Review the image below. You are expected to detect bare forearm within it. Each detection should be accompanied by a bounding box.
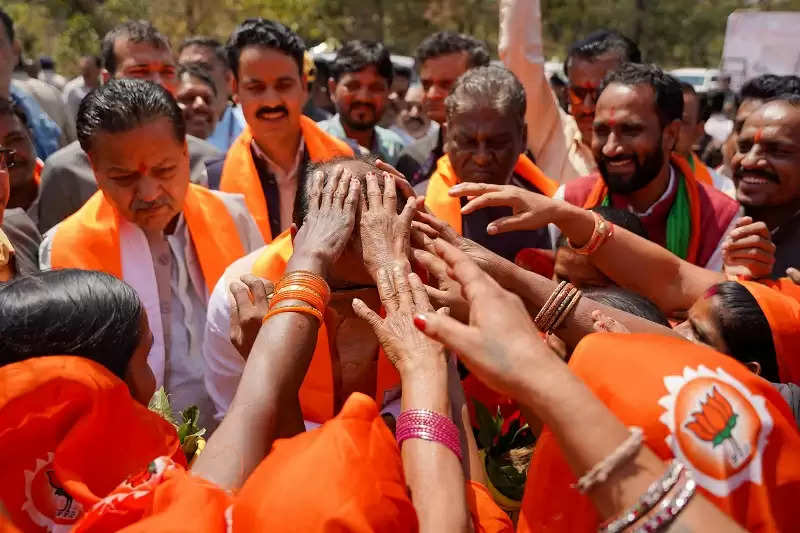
[401,365,470,533]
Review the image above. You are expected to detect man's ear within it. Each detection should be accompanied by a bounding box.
[290,223,298,242]
[327,77,337,101]
[746,361,762,376]
[664,119,682,152]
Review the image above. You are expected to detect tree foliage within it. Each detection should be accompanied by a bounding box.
[8,0,800,77]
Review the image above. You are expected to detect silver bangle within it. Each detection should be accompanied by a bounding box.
[633,469,697,533]
[599,460,684,533]
[574,427,644,494]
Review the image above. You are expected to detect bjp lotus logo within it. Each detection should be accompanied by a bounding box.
[658,366,772,497]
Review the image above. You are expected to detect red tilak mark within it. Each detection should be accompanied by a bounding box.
[608,107,617,128]
[754,128,764,144]
[583,82,595,90]
[138,162,148,174]
[703,285,719,299]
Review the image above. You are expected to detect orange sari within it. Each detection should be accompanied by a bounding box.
[518,333,800,533]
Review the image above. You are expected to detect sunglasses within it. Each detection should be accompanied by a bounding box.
[0,147,16,169]
[568,85,599,106]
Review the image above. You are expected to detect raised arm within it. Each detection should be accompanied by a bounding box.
[192,168,361,489]
[415,241,745,532]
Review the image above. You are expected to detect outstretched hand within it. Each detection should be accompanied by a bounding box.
[448,182,562,235]
[229,274,274,359]
[288,167,361,275]
[722,216,776,279]
[412,239,553,399]
[352,264,446,375]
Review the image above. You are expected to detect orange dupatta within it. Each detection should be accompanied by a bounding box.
[689,152,713,186]
[741,281,800,385]
[219,116,353,243]
[250,231,401,424]
[0,357,183,532]
[50,184,245,294]
[582,153,702,263]
[424,154,558,235]
[518,334,800,533]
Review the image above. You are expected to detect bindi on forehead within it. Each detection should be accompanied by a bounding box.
[754,128,764,144]
[608,106,617,127]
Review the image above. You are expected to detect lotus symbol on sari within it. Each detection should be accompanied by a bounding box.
[685,386,747,467]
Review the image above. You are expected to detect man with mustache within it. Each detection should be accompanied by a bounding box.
[207,19,353,243]
[33,20,221,234]
[175,63,219,141]
[39,80,263,430]
[317,41,406,165]
[558,63,739,269]
[395,85,438,145]
[732,95,800,277]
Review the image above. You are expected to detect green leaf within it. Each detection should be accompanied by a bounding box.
[485,455,526,501]
[474,399,497,450]
[147,387,177,425]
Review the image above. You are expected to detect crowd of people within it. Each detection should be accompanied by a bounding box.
[1,0,800,531]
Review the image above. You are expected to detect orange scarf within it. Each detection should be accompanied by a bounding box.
[219,116,353,242]
[425,154,558,234]
[50,184,245,294]
[519,333,800,533]
[0,356,183,532]
[250,231,401,424]
[759,277,800,305]
[71,393,511,532]
[741,281,800,385]
[688,152,713,186]
[582,153,702,263]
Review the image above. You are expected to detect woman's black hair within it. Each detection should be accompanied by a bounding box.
[0,269,145,379]
[582,286,670,327]
[714,281,779,382]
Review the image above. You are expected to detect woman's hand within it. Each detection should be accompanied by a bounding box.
[722,217,776,279]
[288,167,361,276]
[412,240,555,399]
[591,310,631,334]
[229,274,274,359]
[359,171,417,278]
[448,182,565,235]
[352,264,446,376]
[412,248,470,323]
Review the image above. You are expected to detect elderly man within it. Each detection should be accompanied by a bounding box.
[395,31,490,184]
[207,19,353,242]
[40,80,263,429]
[204,158,409,426]
[558,63,739,270]
[422,65,557,264]
[732,95,800,278]
[317,40,406,164]
[178,36,246,152]
[33,20,220,234]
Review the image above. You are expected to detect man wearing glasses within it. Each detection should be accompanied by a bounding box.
[499,0,639,183]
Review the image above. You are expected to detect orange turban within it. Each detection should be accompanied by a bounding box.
[518,333,800,533]
[0,356,183,531]
[741,280,800,385]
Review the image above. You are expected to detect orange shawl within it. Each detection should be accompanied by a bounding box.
[250,231,401,424]
[0,356,183,532]
[50,184,245,294]
[759,277,800,305]
[424,154,558,234]
[689,152,713,186]
[741,281,800,385]
[219,116,353,242]
[519,334,800,533]
[582,153,703,264]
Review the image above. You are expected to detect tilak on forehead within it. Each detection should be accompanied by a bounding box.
[754,127,764,144]
[608,106,616,127]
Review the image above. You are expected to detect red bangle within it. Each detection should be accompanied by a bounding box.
[396,409,463,461]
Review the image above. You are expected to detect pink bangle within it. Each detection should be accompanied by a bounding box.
[396,409,463,461]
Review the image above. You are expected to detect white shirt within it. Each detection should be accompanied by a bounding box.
[40,190,264,431]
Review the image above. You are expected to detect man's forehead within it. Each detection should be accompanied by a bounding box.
[568,53,622,85]
[595,83,655,119]
[742,101,800,138]
[115,38,174,65]
[420,52,469,78]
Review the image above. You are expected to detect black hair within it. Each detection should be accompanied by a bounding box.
[549,74,566,88]
[739,74,790,101]
[394,65,413,80]
[445,64,526,128]
[714,281,779,382]
[679,82,704,121]
[583,286,670,327]
[0,8,13,44]
[331,40,393,84]
[226,18,305,80]
[101,20,171,75]
[179,36,229,70]
[599,63,684,127]
[178,62,218,97]
[0,97,30,129]
[39,56,55,70]
[292,154,406,227]
[556,206,648,249]
[415,31,490,71]
[82,55,102,69]
[565,30,641,76]
[0,270,145,380]
[77,78,185,153]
